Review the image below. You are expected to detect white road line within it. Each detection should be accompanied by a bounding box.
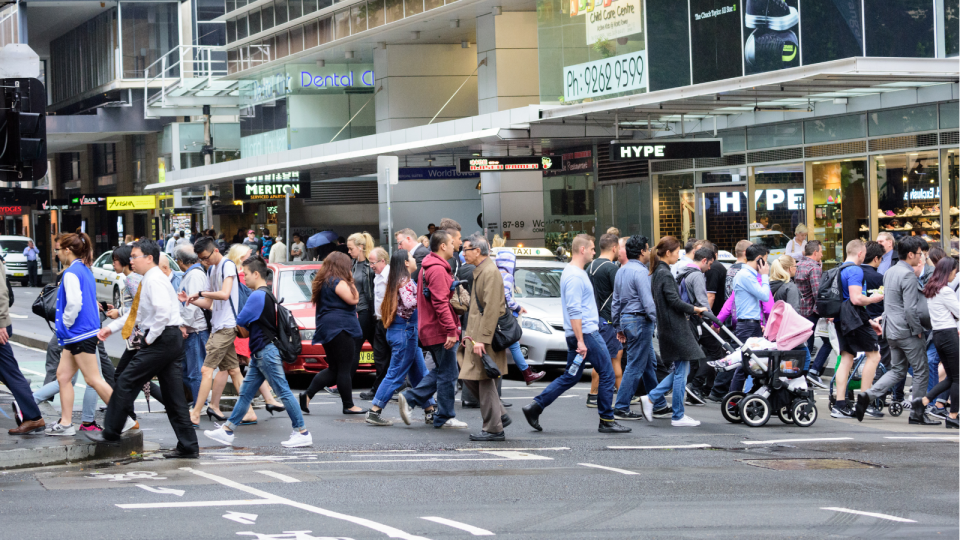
[420,517,494,536]
[608,444,712,450]
[179,467,430,540]
[255,470,301,483]
[578,463,639,475]
[201,458,528,465]
[117,499,283,509]
[821,507,917,523]
[884,436,959,441]
[741,437,854,445]
[455,447,569,452]
[499,395,579,400]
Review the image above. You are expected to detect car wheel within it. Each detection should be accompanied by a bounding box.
[113,287,121,309]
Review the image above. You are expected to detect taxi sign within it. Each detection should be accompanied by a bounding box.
[493,246,555,258]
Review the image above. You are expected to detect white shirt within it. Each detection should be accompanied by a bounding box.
[928,285,960,331]
[269,241,288,263]
[373,264,390,320]
[165,238,176,254]
[179,266,209,332]
[786,238,807,261]
[108,266,184,345]
[208,257,239,331]
[291,241,306,261]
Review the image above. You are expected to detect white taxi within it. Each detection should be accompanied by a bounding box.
[0,235,43,286]
[91,250,179,306]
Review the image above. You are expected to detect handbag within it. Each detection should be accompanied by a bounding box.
[480,352,502,379]
[477,301,522,352]
[32,282,59,330]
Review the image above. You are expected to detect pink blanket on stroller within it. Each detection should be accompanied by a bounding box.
[764,300,814,350]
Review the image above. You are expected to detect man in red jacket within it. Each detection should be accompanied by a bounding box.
[398,230,468,429]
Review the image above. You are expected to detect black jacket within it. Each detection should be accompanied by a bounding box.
[412,244,430,284]
[651,261,705,363]
[352,259,375,313]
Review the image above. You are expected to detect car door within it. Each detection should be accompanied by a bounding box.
[92,251,115,302]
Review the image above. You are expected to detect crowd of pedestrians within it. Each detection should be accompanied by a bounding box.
[2,219,958,452]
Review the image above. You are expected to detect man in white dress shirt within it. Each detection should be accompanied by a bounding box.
[86,239,199,458]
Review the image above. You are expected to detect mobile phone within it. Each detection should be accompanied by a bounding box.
[99,301,109,312]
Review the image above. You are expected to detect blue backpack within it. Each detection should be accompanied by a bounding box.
[675,267,698,305]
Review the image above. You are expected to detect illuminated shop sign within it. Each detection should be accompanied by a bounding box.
[904,187,940,201]
[610,141,722,160]
[0,206,22,215]
[72,195,106,206]
[233,172,311,200]
[300,70,375,89]
[716,189,805,213]
[458,156,563,173]
[107,196,157,210]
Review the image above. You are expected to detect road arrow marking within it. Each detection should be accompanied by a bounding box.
[223,511,259,524]
[136,484,185,496]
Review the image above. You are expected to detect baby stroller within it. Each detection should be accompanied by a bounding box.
[827,353,903,416]
[703,303,818,428]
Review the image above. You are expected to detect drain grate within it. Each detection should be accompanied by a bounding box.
[739,459,881,470]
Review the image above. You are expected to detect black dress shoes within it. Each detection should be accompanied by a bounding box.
[82,431,121,446]
[163,448,200,459]
[945,416,958,429]
[469,431,505,442]
[522,402,543,432]
[908,412,942,426]
[501,414,512,428]
[461,401,480,409]
[598,419,632,433]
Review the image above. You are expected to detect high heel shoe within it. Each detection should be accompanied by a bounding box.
[299,393,310,414]
[206,407,226,422]
[265,404,286,415]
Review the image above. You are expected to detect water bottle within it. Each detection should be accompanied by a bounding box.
[567,354,584,377]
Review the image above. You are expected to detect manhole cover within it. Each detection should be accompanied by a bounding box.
[739,459,881,470]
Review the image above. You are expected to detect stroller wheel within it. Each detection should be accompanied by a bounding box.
[777,405,794,424]
[791,399,818,427]
[889,401,904,417]
[740,395,771,427]
[720,391,746,424]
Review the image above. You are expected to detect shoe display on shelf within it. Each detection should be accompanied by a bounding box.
[931,220,940,229]
[884,210,896,217]
[859,224,869,231]
[904,222,913,230]
[950,206,959,215]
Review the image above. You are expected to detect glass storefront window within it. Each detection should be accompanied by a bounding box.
[543,174,596,254]
[875,151,942,247]
[597,182,650,238]
[811,160,868,269]
[656,174,694,244]
[752,165,805,257]
[868,105,938,137]
[804,114,867,144]
[747,122,803,150]
[946,149,959,256]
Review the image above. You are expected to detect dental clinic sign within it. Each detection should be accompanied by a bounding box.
[300,69,375,90]
[292,63,374,93]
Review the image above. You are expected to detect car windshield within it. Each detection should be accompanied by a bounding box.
[0,240,29,253]
[513,267,563,298]
[278,269,319,303]
[750,233,789,250]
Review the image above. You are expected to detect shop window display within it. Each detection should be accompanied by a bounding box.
[656,174,694,244]
[945,149,959,257]
[875,151,942,248]
[811,160,868,269]
[701,189,746,255]
[752,165,804,259]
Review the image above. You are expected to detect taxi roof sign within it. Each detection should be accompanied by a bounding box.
[493,246,555,258]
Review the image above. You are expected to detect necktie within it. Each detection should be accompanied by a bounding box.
[122,283,142,340]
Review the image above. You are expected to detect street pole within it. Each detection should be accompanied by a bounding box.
[284,185,291,260]
[386,165,392,254]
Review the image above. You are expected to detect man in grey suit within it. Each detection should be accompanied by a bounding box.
[858,236,940,425]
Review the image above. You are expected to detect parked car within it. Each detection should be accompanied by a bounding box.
[91,250,179,306]
[265,261,375,375]
[491,247,573,369]
[748,229,791,262]
[0,235,43,286]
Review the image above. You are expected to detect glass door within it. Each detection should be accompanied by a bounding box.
[810,159,868,269]
[697,185,748,257]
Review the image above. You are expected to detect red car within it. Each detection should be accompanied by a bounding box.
[266,262,375,375]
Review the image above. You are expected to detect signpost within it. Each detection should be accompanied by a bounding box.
[378,156,399,253]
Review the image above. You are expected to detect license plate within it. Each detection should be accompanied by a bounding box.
[12,273,24,277]
[359,351,374,364]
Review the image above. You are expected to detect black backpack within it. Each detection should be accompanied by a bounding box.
[816,262,855,318]
[266,290,301,364]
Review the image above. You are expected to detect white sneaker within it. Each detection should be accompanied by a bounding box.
[203,426,235,446]
[639,395,654,422]
[440,418,468,429]
[45,423,75,436]
[671,415,701,427]
[281,430,313,448]
[397,394,413,426]
[121,416,138,433]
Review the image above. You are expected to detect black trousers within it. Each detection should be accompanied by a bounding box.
[927,330,958,414]
[115,347,165,418]
[103,327,198,453]
[27,260,38,287]
[306,330,357,409]
[371,319,391,393]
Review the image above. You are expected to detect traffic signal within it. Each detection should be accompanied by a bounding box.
[0,78,46,182]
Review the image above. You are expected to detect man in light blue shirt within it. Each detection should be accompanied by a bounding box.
[610,235,666,418]
[523,234,630,435]
[23,239,40,287]
[730,244,770,392]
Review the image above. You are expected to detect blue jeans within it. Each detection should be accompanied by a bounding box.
[32,352,103,423]
[926,339,950,403]
[373,313,432,409]
[224,343,304,431]
[404,341,459,427]
[730,320,763,393]
[649,358,690,421]
[507,341,530,371]
[534,332,615,421]
[183,330,208,403]
[615,314,665,411]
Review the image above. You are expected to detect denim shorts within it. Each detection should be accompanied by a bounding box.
[598,321,622,358]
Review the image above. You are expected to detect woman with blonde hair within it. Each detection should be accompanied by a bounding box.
[346,232,377,383]
[786,224,807,260]
[491,235,505,248]
[768,255,800,311]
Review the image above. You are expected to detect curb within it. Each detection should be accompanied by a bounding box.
[0,430,143,470]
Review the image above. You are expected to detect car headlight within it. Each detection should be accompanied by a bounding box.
[521,317,551,334]
[299,329,315,341]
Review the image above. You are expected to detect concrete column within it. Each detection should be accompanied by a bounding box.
[374,44,478,133]
[476,11,540,115]
[480,170,544,245]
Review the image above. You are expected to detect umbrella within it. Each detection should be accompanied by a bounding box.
[306,230,338,249]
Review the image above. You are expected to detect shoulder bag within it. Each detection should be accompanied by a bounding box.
[476,290,522,352]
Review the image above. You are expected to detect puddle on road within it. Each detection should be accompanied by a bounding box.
[738,458,883,470]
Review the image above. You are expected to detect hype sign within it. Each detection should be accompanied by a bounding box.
[301,70,375,89]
